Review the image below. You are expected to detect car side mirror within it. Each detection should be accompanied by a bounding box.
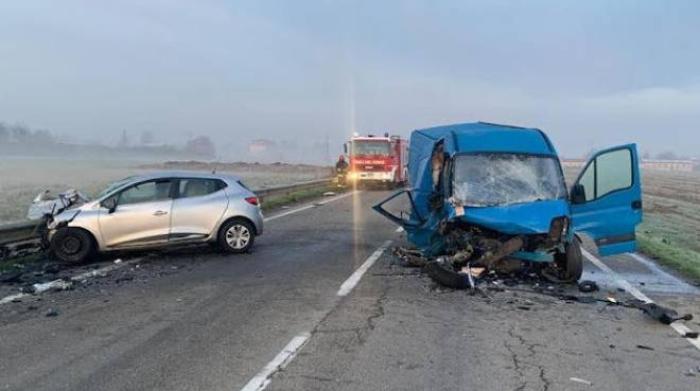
[101,197,117,213]
[571,184,586,204]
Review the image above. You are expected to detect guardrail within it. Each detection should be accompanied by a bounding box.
[0,178,334,260]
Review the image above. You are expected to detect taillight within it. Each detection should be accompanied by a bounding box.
[245,196,259,206]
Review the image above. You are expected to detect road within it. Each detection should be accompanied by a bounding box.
[1,190,699,391]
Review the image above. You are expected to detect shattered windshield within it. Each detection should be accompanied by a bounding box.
[352,141,390,156]
[453,153,566,207]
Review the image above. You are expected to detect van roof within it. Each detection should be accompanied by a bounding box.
[414,121,557,156]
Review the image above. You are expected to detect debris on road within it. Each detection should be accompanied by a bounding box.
[569,377,592,386]
[628,300,693,325]
[683,331,698,339]
[323,191,336,196]
[636,344,655,351]
[45,308,59,317]
[114,259,123,264]
[577,280,599,293]
[32,279,73,294]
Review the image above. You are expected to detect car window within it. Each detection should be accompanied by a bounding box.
[119,180,173,205]
[178,178,224,198]
[596,149,632,198]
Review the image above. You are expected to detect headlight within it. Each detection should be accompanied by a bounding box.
[347,172,358,180]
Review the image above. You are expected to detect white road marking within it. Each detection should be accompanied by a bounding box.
[337,240,392,297]
[240,239,393,390]
[627,252,697,292]
[263,191,356,222]
[582,248,700,351]
[0,257,141,306]
[239,332,311,391]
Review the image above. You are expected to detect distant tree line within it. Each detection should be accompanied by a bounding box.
[0,122,55,145]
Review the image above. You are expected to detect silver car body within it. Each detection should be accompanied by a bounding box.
[48,171,263,251]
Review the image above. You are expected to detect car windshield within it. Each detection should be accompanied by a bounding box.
[352,141,390,156]
[96,177,136,199]
[453,153,566,207]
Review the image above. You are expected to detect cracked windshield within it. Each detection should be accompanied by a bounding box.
[1,1,699,391]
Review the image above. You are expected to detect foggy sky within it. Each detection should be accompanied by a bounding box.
[1,0,699,160]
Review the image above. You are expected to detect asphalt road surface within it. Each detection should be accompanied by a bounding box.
[1,190,699,391]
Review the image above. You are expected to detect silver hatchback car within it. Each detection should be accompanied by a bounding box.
[47,171,264,263]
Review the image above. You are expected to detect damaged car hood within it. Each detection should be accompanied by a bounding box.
[449,199,569,235]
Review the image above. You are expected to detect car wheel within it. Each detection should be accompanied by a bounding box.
[559,237,583,282]
[218,218,255,253]
[51,228,94,263]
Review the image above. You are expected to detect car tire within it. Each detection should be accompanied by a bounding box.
[218,218,255,254]
[50,228,94,263]
[560,237,583,282]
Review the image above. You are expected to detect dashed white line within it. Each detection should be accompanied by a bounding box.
[263,191,356,222]
[582,248,700,351]
[239,332,311,391]
[337,240,392,297]
[240,239,393,390]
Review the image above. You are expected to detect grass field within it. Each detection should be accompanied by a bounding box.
[0,158,331,224]
[565,167,700,283]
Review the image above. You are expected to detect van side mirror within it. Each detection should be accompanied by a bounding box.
[571,184,586,204]
[343,143,348,155]
[101,197,117,213]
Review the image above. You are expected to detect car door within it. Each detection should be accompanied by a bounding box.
[570,144,643,256]
[169,178,228,242]
[98,179,174,248]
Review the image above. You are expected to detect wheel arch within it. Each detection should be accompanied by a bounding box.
[218,215,258,236]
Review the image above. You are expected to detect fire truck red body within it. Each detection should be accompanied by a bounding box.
[345,134,408,187]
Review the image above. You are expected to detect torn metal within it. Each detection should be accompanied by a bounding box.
[27,189,88,220]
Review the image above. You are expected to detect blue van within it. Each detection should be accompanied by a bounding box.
[374,122,642,281]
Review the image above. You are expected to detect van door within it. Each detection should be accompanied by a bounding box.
[570,144,643,256]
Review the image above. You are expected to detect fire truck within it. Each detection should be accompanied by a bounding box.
[343,133,408,188]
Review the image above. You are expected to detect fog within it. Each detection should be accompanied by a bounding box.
[1,0,699,164]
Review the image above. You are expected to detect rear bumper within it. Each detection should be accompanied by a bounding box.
[349,171,395,182]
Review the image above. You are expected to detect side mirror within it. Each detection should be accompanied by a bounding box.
[101,197,117,213]
[570,184,586,204]
[343,143,348,155]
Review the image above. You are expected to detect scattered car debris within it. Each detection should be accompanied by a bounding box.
[45,308,59,317]
[114,259,123,264]
[636,344,654,351]
[627,300,693,325]
[683,331,698,339]
[32,279,73,294]
[323,191,336,196]
[569,377,592,386]
[577,280,599,293]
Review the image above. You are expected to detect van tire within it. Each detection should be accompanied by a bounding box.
[560,237,583,282]
[425,259,471,290]
[50,228,95,263]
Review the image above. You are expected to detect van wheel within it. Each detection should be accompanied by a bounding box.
[555,237,583,282]
[218,218,255,253]
[51,228,94,263]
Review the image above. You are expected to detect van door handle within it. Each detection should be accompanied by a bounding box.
[153,210,168,216]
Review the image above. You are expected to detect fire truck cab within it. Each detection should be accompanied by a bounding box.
[344,133,408,188]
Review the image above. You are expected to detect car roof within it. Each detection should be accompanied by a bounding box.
[413,121,557,156]
[123,170,242,183]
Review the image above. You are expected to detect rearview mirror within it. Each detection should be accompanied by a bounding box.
[101,197,117,213]
[571,184,586,204]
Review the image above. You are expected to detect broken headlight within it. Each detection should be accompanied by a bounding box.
[548,216,569,242]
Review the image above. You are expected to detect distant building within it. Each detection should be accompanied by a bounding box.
[248,139,276,154]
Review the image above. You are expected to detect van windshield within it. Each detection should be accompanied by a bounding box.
[453,153,566,207]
